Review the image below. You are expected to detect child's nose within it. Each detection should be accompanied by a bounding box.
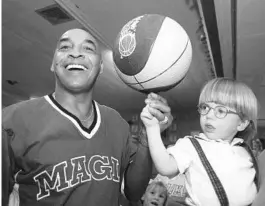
[153,194,159,199]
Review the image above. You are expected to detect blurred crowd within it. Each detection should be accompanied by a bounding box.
[251,138,264,158]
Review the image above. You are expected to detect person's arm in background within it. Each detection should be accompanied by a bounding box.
[252,150,265,206]
[123,131,153,202]
[2,128,15,206]
[123,93,173,201]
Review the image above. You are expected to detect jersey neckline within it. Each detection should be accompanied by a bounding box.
[44,94,101,139]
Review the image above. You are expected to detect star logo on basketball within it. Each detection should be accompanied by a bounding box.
[119,16,143,59]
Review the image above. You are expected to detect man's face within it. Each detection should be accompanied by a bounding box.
[51,29,102,92]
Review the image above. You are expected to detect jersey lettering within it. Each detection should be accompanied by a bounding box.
[89,155,113,180]
[34,161,69,200]
[34,155,120,200]
[70,156,91,186]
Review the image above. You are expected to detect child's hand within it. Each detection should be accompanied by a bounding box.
[140,105,160,128]
[145,93,173,132]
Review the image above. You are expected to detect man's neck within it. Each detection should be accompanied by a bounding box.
[53,90,94,121]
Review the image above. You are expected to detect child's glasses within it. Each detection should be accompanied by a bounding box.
[198,103,240,119]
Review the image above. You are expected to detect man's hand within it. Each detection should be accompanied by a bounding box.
[144,93,173,132]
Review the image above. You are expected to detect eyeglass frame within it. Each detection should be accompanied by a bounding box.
[197,103,241,119]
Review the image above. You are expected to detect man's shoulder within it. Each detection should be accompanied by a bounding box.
[97,103,127,123]
[96,103,130,136]
[97,103,120,115]
[3,97,46,121]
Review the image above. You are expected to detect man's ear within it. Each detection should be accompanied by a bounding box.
[237,119,250,131]
[51,64,54,72]
[141,193,145,203]
[50,60,56,72]
[99,61,104,74]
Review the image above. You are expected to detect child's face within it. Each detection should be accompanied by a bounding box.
[143,186,167,206]
[200,102,247,142]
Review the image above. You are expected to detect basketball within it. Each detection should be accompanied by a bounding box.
[113,14,192,93]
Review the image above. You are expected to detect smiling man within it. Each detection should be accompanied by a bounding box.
[2,28,173,206]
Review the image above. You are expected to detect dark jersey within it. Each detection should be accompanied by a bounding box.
[2,94,152,206]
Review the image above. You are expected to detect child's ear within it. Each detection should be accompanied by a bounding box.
[141,194,145,201]
[237,120,250,131]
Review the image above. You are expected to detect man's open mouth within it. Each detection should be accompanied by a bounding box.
[65,64,88,71]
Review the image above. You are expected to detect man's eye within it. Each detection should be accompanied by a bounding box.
[84,46,95,52]
[59,45,70,50]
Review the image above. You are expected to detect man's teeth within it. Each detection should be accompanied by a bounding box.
[66,64,87,71]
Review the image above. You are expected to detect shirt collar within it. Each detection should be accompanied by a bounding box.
[195,133,244,146]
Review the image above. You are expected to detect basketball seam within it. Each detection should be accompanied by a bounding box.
[132,39,190,85]
[134,76,145,89]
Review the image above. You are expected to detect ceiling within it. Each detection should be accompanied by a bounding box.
[2,0,265,126]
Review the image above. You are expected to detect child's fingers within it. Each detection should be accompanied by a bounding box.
[147,93,168,104]
[141,105,154,120]
[145,93,170,116]
[149,101,171,114]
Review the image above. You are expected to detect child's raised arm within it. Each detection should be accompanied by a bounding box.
[141,105,179,177]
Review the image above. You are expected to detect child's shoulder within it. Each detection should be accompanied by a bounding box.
[168,135,195,150]
[177,135,201,144]
[235,145,252,159]
[175,135,193,144]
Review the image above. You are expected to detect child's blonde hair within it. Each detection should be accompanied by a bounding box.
[199,78,258,142]
[143,181,168,206]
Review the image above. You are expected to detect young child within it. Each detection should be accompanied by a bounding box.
[142,181,168,206]
[141,78,258,206]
